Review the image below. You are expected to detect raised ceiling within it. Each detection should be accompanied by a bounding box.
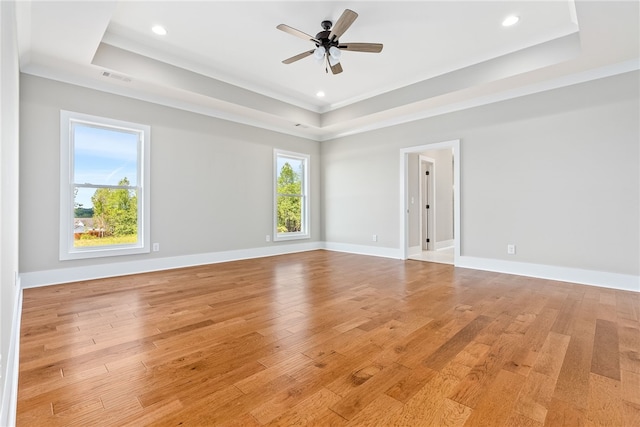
[15,1,640,141]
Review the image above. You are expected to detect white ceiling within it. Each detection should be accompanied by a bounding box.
[15,0,640,141]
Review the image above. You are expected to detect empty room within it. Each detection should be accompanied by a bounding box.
[1,1,639,426]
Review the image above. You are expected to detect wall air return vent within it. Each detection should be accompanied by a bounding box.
[102,71,132,83]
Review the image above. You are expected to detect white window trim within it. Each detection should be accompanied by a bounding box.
[59,110,151,260]
[274,149,310,241]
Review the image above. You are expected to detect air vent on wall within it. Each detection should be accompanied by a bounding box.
[102,71,132,83]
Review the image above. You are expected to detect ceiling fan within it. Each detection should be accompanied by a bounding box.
[277,9,383,75]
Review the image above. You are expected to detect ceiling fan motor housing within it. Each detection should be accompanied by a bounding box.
[315,29,339,49]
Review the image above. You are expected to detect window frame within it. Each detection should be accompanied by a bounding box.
[273,149,310,241]
[59,110,150,260]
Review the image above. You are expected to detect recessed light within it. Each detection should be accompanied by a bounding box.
[152,25,167,36]
[502,15,520,27]
[316,91,325,98]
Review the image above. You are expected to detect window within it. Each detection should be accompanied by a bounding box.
[274,150,309,241]
[60,111,150,260]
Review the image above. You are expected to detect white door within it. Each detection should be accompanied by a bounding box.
[420,159,434,251]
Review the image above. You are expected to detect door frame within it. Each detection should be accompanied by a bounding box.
[399,139,460,262]
[419,156,436,251]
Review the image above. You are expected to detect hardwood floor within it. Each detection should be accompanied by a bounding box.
[17,251,640,426]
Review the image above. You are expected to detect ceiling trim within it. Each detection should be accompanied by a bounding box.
[321,59,640,141]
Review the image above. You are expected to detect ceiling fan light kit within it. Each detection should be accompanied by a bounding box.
[313,46,326,60]
[277,9,383,75]
[329,46,341,60]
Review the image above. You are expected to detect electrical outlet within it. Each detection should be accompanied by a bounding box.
[372,234,378,242]
[507,244,516,255]
[153,243,160,252]
[266,235,271,242]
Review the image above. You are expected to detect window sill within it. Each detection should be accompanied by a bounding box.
[60,244,149,261]
[273,233,310,242]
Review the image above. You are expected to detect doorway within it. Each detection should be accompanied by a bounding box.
[399,140,460,264]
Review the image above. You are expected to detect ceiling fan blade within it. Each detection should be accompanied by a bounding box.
[330,61,343,75]
[329,9,358,41]
[276,24,320,44]
[338,43,383,53]
[282,50,315,64]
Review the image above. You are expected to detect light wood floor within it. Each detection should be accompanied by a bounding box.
[17,251,640,426]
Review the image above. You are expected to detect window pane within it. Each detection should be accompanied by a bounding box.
[277,195,302,233]
[73,123,139,186]
[73,186,138,248]
[277,157,303,195]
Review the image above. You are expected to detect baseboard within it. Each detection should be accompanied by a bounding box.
[324,242,403,259]
[18,242,640,292]
[20,242,324,289]
[0,284,22,427]
[457,256,640,293]
[435,240,454,251]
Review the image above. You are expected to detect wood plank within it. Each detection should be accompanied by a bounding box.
[448,331,522,408]
[386,361,471,425]
[616,292,640,322]
[551,295,581,335]
[218,412,262,427]
[505,412,544,427]
[503,308,558,377]
[234,352,313,394]
[622,401,640,427]
[621,369,640,405]
[544,397,586,426]
[344,393,404,426]
[513,371,556,423]
[436,397,473,426]
[532,331,571,379]
[262,387,342,426]
[618,322,640,374]
[587,372,623,426]
[384,364,437,403]
[422,315,493,370]
[512,331,571,423]
[461,369,525,426]
[329,362,410,420]
[553,316,596,410]
[248,376,322,425]
[591,318,621,380]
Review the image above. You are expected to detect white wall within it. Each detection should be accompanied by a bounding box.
[323,138,399,249]
[322,72,639,283]
[19,75,321,279]
[0,1,21,424]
